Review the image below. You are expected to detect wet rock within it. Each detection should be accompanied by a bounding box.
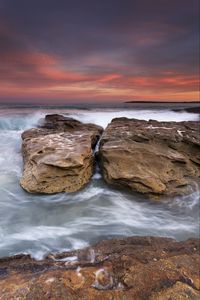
[149,282,200,300]
[173,106,200,114]
[99,118,200,197]
[0,236,199,299]
[20,114,103,193]
[92,268,115,290]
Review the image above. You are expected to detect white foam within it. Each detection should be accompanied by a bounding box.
[66,109,198,128]
[0,111,45,131]
[0,107,199,260]
[55,255,78,262]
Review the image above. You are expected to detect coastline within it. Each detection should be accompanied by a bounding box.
[0,108,199,299]
[0,235,199,299]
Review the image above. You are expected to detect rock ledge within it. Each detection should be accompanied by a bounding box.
[99,118,200,197]
[0,236,199,300]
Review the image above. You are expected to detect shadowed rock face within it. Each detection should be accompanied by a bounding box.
[99,118,200,197]
[20,114,103,193]
[0,236,199,300]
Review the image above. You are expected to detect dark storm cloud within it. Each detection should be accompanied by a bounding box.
[1,0,198,57]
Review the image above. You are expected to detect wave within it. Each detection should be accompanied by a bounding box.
[0,180,199,259]
[0,111,45,131]
[0,108,198,130]
[0,107,199,260]
[64,109,199,128]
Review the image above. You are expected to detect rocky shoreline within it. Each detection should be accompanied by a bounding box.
[1,114,199,299]
[0,236,199,299]
[20,114,200,198]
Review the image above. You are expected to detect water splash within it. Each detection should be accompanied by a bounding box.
[0,107,199,260]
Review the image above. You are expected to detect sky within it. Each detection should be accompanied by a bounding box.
[0,0,199,105]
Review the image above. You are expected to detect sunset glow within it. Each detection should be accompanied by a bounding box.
[0,0,199,104]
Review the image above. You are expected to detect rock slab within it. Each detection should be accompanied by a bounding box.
[0,236,199,300]
[20,114,103,193]
[99,118,200,197]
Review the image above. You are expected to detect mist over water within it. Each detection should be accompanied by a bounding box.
[0,106,199,260]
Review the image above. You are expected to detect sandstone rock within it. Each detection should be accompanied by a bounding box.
[0,236,199,300]
[99,118,200,197]
[149,282,200,300]
[20,114,103,193]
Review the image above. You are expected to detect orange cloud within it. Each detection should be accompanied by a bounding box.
[0,48,198,103]
[98,73,122,82]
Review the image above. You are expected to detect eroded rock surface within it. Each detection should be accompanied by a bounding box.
[0,236,199,300]
[20,114,103,193]
[99,118,200,197]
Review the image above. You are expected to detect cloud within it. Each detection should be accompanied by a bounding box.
[0,0,198,103]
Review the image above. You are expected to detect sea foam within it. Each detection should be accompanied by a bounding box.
[0,107,199,260]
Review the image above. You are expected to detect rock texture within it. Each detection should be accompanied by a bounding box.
[99,118,200,197]
[20,114,103,193]
[0,236,199,300]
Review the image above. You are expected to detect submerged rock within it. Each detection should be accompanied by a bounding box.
[99,118,200,197]
[20,114,103,193]
[0,236,199,299]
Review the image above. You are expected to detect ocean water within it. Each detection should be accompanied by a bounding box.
[0,104,199,260]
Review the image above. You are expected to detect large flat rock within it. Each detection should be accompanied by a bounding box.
[0,236,199,299]
[99,118,200,197]
[20,114,103,193]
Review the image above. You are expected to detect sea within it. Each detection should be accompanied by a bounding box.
[0,102,199,260]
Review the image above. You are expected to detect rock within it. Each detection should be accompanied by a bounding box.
[149,282,200,300]
[20,114,103,193]
[99,118,200,197]
[0,236,199,300]
[173,106,200,114]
